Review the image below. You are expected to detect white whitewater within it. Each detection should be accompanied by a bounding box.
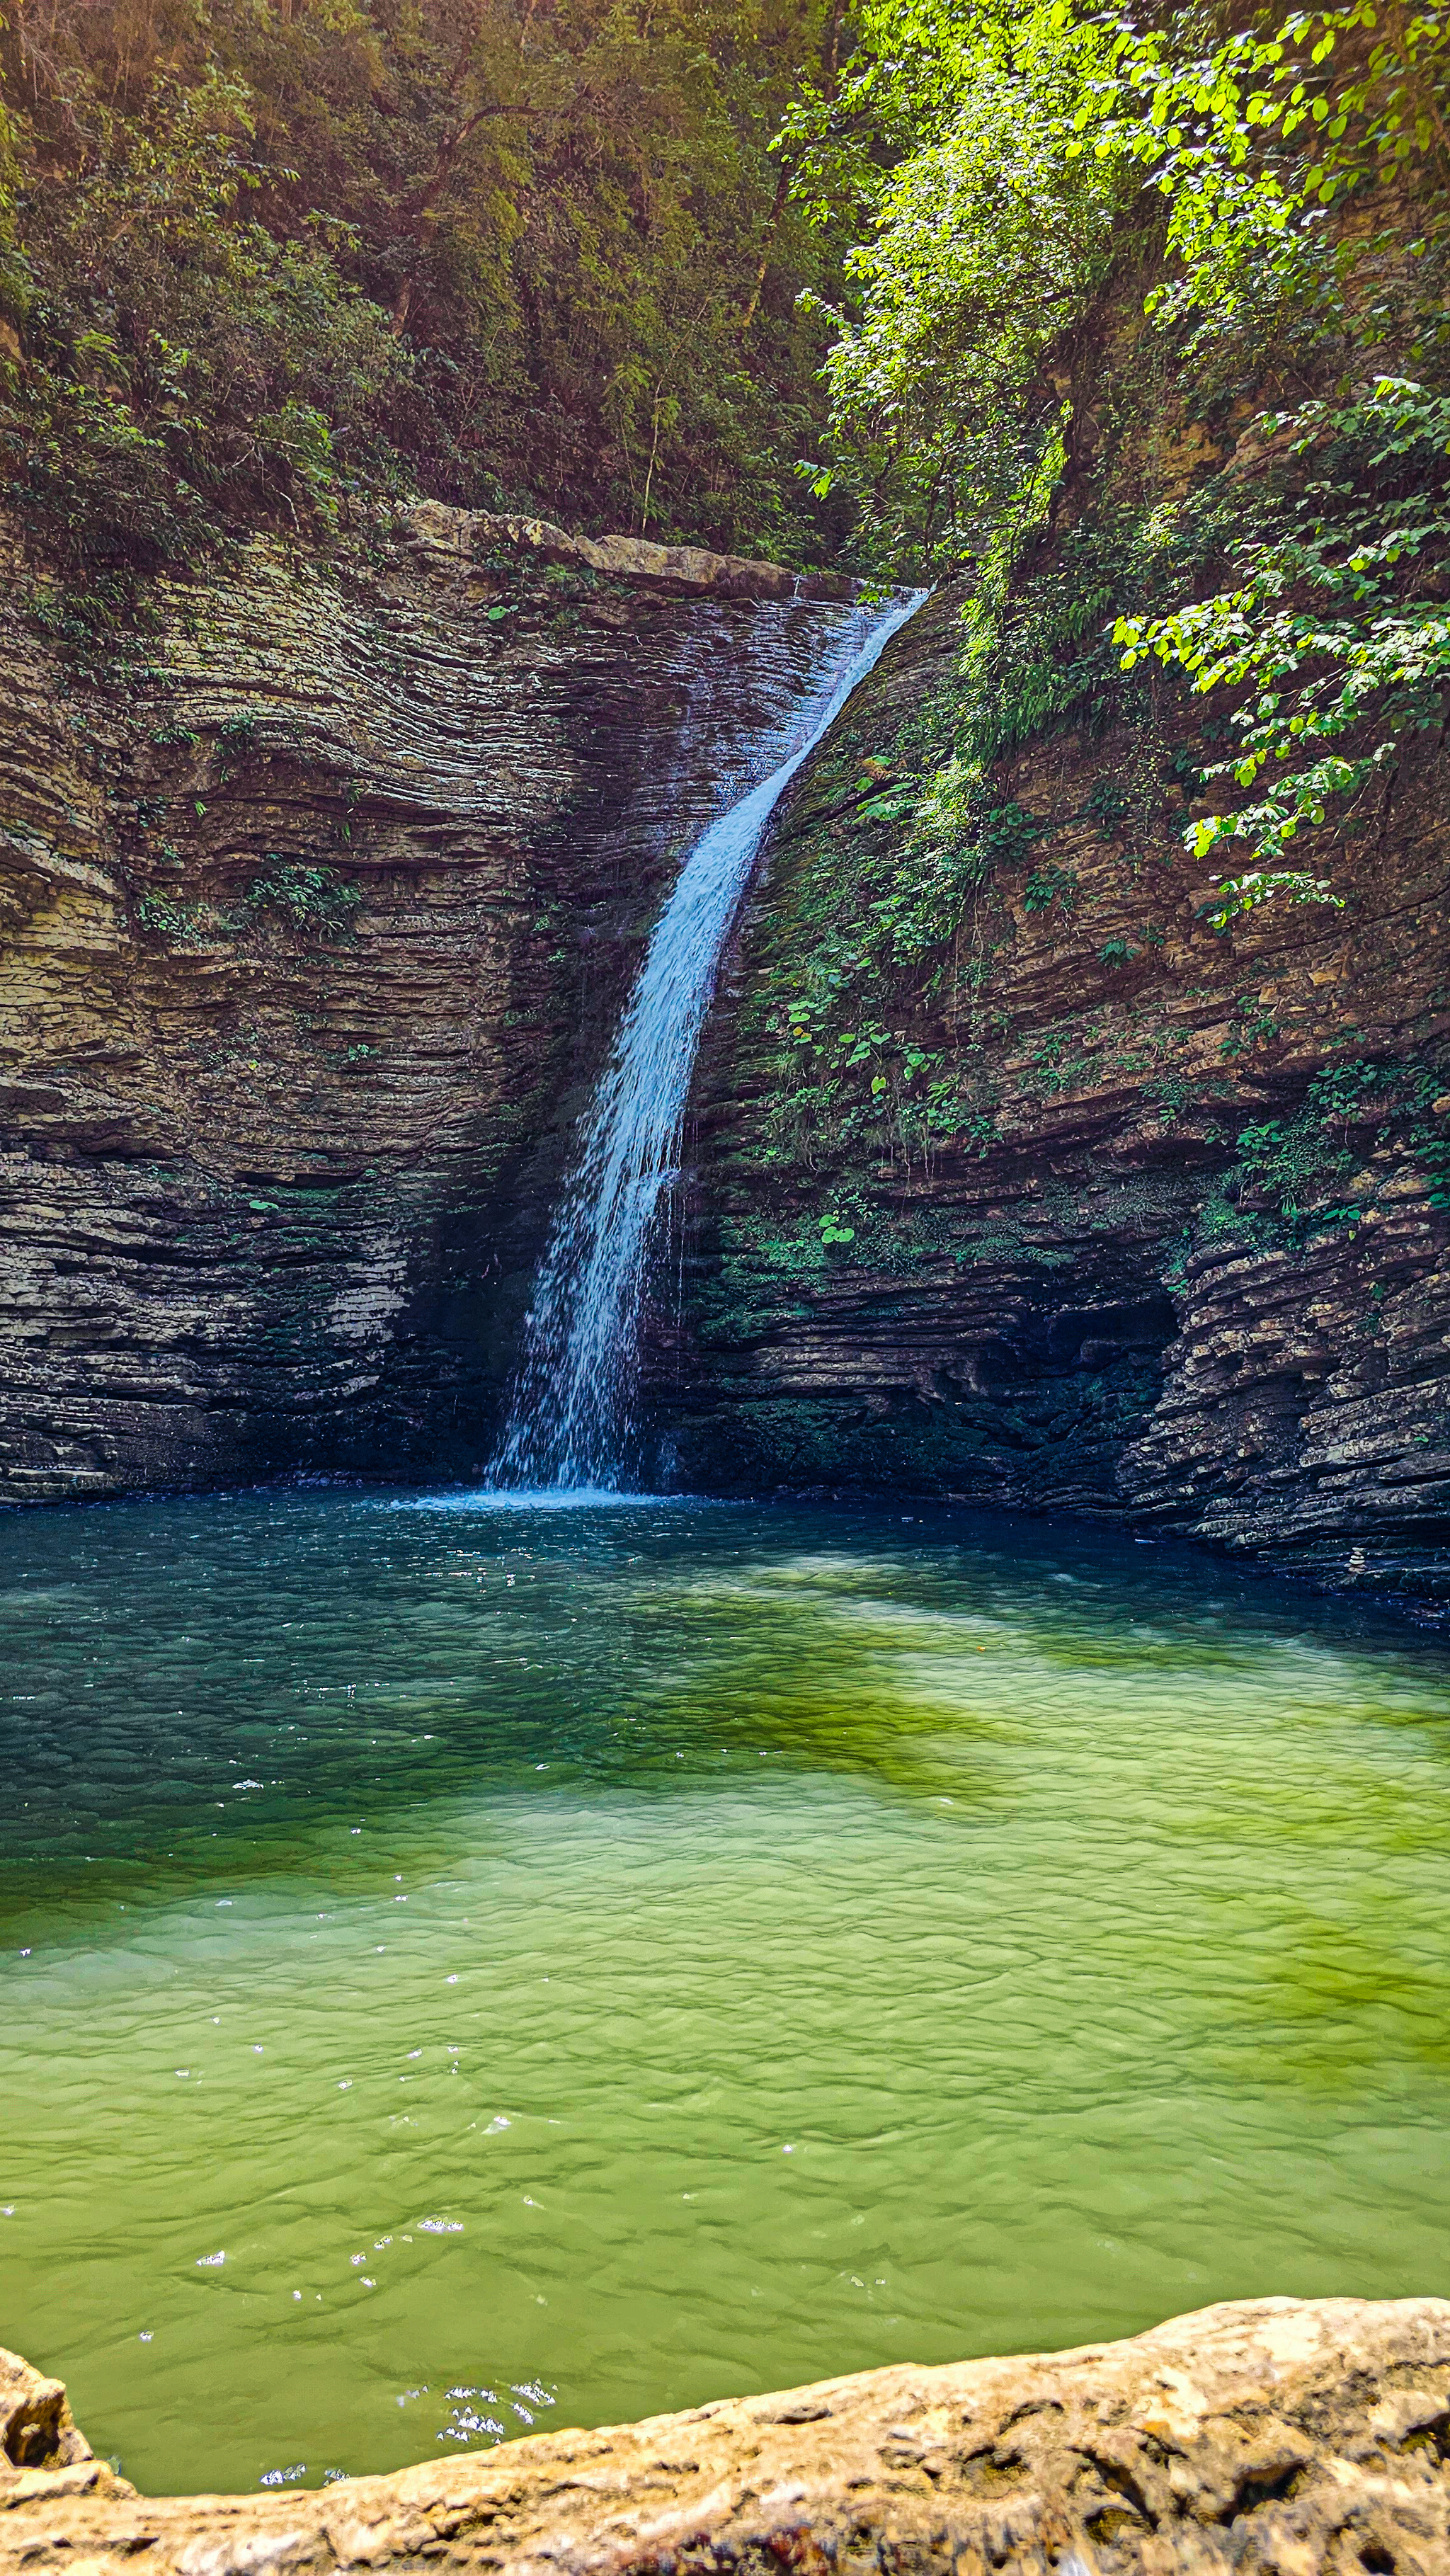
[488,589,926,1493]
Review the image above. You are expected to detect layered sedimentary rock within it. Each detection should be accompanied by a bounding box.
[3,462,1446,1605]
[661,512,1450,1622]
[0,508,861,1498]
[5,2298,1450,2574]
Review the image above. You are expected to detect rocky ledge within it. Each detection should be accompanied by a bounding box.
[397,505,861,602]
[5,2297,1449,2575]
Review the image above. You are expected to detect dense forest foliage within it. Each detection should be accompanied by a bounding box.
[4,0,1447,577]
[2,0,1449,896]
[792,0,1450,905]
[0,0,856,571]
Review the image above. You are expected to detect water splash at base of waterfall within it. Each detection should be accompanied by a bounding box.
[488,589,927,1493]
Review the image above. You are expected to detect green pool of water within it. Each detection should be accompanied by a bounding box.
[2,1488,1449,2496]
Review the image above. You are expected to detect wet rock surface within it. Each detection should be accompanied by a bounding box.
[3,2300,1449,2574]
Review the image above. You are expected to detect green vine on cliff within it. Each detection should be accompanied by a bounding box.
[238,863,363,935]
[1114,377,1450,904]
[1192,1054,1450,1246]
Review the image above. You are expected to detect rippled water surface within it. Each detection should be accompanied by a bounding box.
[2,1490,1449,2495]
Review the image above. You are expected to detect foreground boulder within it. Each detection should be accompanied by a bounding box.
[3,2297,1449,2573]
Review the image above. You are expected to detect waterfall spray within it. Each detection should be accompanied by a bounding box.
[489,589,927,1494]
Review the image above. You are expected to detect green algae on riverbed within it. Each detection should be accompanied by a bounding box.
[1,1491,1449,2497]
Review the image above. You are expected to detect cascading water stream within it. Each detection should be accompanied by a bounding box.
[488,588,927,1493]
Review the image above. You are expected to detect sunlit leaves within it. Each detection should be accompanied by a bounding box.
[1111,380,1450,892]
[1204,868,1345,928]
[785,0,1123,567]
[1080,2,1450,353]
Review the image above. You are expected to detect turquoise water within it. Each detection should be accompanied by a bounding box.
[1,1489,1449,2496]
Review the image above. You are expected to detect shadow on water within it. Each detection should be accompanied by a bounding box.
[2,1486,1449,1938]
[0,1493,1000,1930]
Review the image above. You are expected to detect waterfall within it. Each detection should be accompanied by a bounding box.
[488,588,927,1495]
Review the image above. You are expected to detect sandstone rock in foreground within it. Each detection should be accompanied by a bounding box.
[4,2297,1449,2574]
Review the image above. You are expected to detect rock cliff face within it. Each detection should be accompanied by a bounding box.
[657,530,1450,1625]
[4,2298,1450,2574]
[3,465,1447,1613]
[0,507,862,1499]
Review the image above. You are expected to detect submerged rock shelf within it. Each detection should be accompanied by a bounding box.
[4,2300,1449,2575]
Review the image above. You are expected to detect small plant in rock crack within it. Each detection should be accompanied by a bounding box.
[1085,777,1131,828]
[136,892,212,943]
[237,864,362,936]
[1221,997,1281,1057]
[217,712,261,751]
[1022,862,1079,917]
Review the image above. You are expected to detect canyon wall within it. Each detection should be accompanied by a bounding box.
[0,506,860,1499]
[2,444,1446,1619]
[658,445,1450,1624]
